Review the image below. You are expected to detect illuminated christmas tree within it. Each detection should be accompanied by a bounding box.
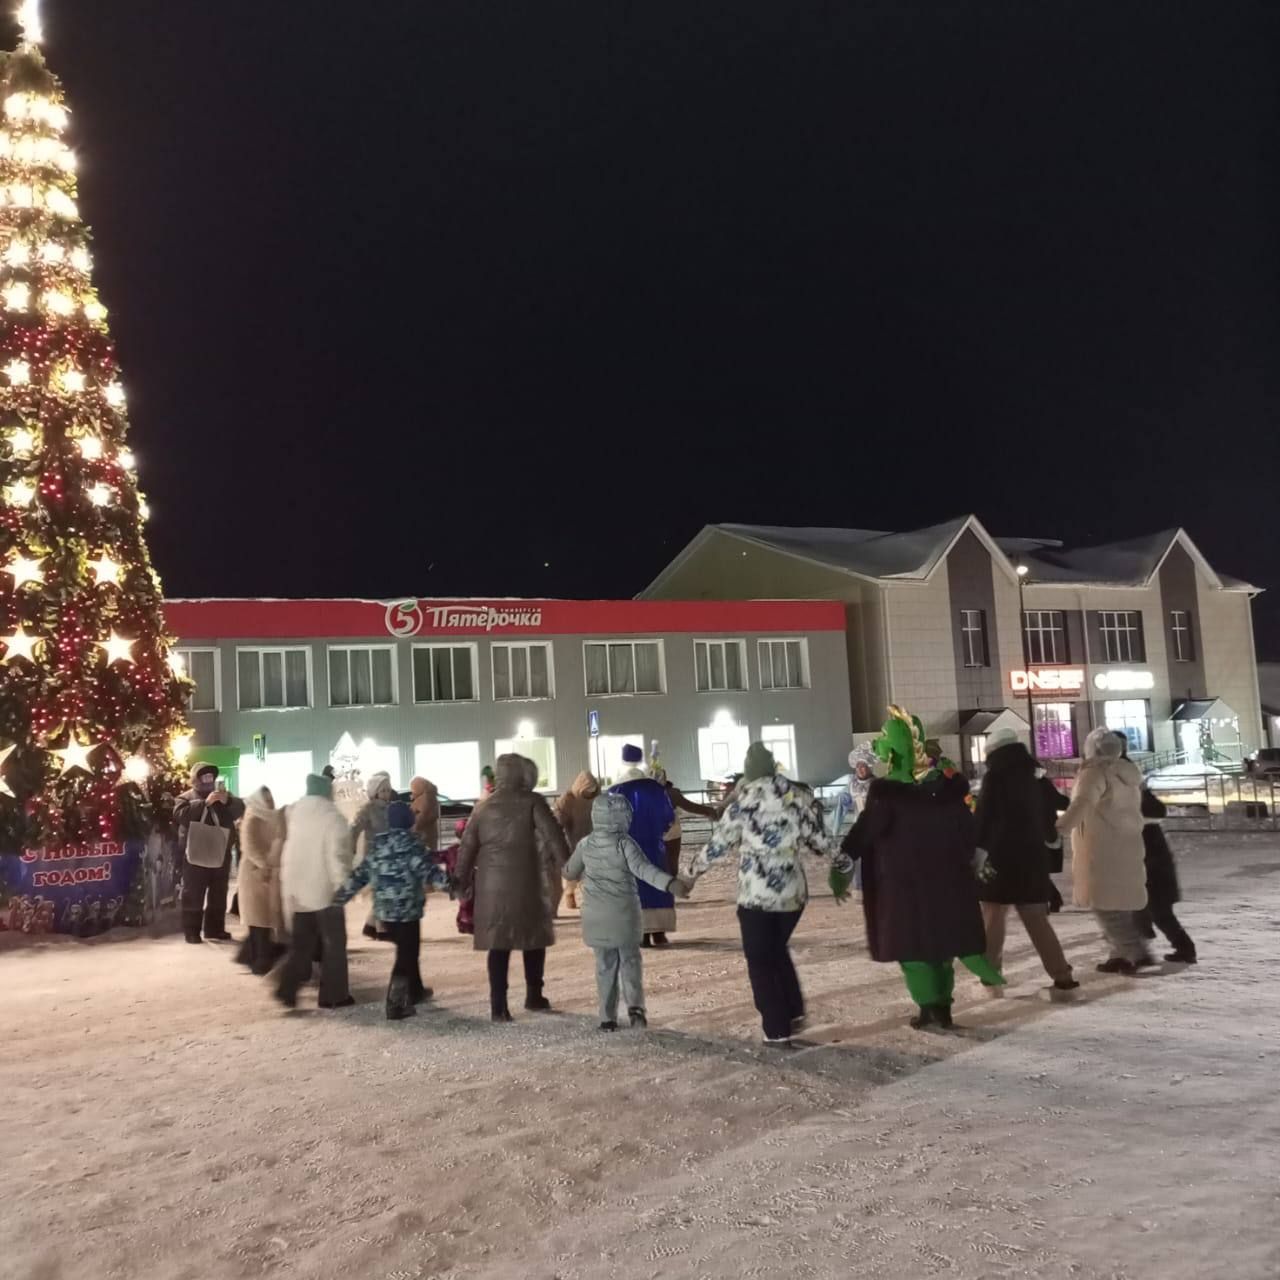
[0,1,189,853]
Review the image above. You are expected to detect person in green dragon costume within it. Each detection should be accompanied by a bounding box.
[836,706,1003,1030]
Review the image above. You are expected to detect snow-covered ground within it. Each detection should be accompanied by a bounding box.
[2,833,1278,1280]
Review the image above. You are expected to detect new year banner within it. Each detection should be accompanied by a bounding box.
[0,839,144,935]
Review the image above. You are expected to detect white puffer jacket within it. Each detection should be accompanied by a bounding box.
[1058,729,1147,911]
[280,794,354,920]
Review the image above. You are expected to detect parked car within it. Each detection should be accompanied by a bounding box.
[393,790,474,819]
[1245,748,1280,779]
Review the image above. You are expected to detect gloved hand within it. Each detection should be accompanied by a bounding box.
[829,866,853,903]
[669,876,692,899]
[972,848,997,884]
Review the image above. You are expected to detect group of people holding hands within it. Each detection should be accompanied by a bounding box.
[172,704,1195,1045]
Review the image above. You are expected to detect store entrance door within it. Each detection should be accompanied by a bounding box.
[1179,719,1202,766]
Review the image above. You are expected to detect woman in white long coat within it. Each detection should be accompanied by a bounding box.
[1057,728,1152,973]
[234,787,286,974]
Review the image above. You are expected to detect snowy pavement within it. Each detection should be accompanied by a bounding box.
[2,834,1277,1280]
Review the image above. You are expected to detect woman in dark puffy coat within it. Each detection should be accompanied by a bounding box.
[974,733,1076,991]
[843,770,1002,1030]
[454,755,571,1020]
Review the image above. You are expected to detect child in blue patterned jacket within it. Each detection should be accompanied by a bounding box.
[335,801,450,1019]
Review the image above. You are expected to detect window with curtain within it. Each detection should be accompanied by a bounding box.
[583,640,663,695]
[176,648,218,712]
[758,638,809,690]
[328,646,396,707]
[694,639,747,691]
[237,648,310,710]
[412,645,476,703]
[492,643,553,700]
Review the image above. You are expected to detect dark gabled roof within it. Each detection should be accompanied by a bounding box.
[645,520,1259,596]
[715,515,984,581]
[1007,530,1186,587]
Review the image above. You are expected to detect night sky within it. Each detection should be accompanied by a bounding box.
[26,2,1280,653]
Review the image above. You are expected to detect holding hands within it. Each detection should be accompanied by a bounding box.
[828,866,853,904]
[669,876,694,899]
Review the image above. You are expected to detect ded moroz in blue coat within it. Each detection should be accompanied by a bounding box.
[610,771,677,933]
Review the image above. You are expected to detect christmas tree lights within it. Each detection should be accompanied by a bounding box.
[0,1,189,850]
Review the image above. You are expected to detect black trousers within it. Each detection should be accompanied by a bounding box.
[277,906,350,1005]
[487,948,545,1014]
[1137,903,1196,958]
[181,857,230,939]
[235,925,285,976]
[737,906,804,1041]
[385,919,425,999]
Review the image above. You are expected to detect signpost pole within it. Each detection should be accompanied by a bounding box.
[1016,565,1036,759]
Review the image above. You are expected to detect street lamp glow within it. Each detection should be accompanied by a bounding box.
[1016,563,1030,578]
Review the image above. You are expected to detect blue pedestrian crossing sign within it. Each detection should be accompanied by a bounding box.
[588,709,601,738]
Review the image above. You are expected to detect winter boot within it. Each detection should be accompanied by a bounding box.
[1054,976,1081,991]
[491,1007,513,1023]
[184,932,202,945]
[412,985,434,1005]
[386,976,416,1021]
[1165,950,1197,964]
[935,1003,955,1030]
[628,1007,647,1029]
[524,989,552,1012]
[651,932,670,947]
[910,1004,943,1031]
[362,924,379,940]
[640,934,653,948]
[599,1020,618,1032]
[1096,957,1137,975]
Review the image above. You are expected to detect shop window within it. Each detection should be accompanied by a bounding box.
[1098,611,1145,663]
[1170,611,1195,663]
[412,644,477,703]
[237,647,311,710]
[758,638,809,690]
[413,741,482,802]
[584,640,664,696]
[959,609,989,668]
[760,724,797,775]
[694,639,747,692]
[175,647,219,712]
[492,642,554,701]
[1023,610,1067,665]
[494,735,556,790]
[328,645,396,708]
[1105,700,1150,754]
[591,733,644,785]
[237,749,313,806]
[1033,703,1075,759]
[697,719,750,781]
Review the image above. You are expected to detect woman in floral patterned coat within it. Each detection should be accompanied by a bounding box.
[686,742,854,1048]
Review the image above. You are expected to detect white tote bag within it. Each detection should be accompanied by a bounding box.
[186,809,231,869]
